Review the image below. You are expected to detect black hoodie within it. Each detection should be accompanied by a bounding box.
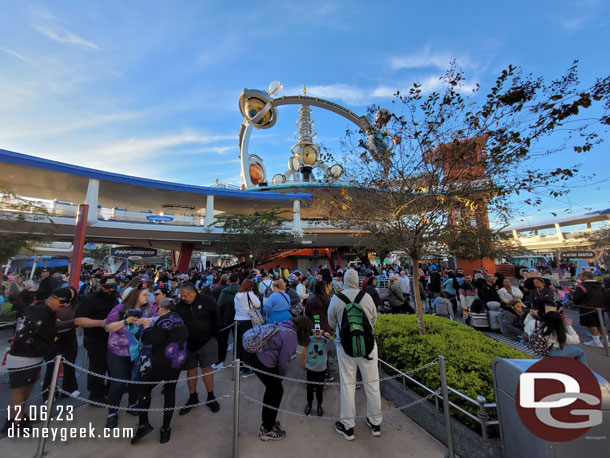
[573,280,604,308]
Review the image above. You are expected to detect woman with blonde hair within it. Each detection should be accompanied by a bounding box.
[263,280,292,324]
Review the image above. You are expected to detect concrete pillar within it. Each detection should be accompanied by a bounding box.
[292,199,302,234]
[555,223,564,241]
[85,179,100,225]
[204,195,215,227]
[512,230,518,240]
[587,222,592,232]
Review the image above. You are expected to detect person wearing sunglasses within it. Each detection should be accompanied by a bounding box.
[153,286,168,315]
[42,286,80,401]
[2,287,72,433]
[74,276,119,404]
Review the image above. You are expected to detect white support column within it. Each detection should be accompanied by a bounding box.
[292,199,302,235]
[587,222,592,232]
[3,259,12,276]
[554,223,565,242]
[204,195,215,227]
[512,229,518,240]
[29,257,38,280]
[85,179,100,225]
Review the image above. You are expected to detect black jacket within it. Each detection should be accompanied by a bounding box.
[478,283,501,303]
[75,290,118,341]
[142,311,189,376]
[529,287,555,312]
[573,281,604,309]
[366,284,381,307]
[10,303,57,360]
[176,294,220,352]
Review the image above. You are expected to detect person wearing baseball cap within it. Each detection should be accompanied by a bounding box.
[74,275,118,403]
[130,297,188,444]
[3,287,73,433]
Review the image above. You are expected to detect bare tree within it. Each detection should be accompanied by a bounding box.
[329,63,610,334]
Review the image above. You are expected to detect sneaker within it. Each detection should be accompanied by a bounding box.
[241,369,255,378]
[335,422,354,441]
[290,353,297,361]
[355,382,362,389]
[366,418,381,437]
[71,390,81,397]
[105,414,118,429]
[130,423,153,445]
[324,373,334,382]
[583,340,604,348]
[179,394,199,416]
[227,345,232,353]
[207,397,220,413]
[160,426,171,444]
[317,406,324,417]
[214,362,224,371]
[259,425,286,441]
[304,404,312,415]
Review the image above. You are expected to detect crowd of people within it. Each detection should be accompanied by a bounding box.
[0,263,386,444]
[1,259,608,444]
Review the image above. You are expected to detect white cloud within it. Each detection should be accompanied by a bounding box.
[33,24,98,49]
[0,111,145,139]
[302,83,368,105]
[30,5,98,49]
[0,47,31,63]
[391,47,474,71]
[416,75,479,94]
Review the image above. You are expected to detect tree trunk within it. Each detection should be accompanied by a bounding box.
[411,258,426,335]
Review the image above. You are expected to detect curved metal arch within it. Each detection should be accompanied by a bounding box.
[239,93,374,188]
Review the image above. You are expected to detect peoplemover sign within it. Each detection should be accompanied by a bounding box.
[110,247,157,258]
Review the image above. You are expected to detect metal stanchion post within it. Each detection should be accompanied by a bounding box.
[233,321,238,362]
[36,354,62,458]
[231,321,238,381]
[476,395,489,444]
[439,356,455,458]
[596,308,610,357]
[232,359,241,458]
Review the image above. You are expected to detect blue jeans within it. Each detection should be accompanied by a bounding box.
[547,346,588,366]
[106,351,137,415]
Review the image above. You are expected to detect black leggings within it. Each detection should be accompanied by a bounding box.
[250,355,283,430]
[137,379,178,429]
[306,369,325,406]
[43,330,78,396]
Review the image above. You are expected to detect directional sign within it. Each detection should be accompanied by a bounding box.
[560,250,596,259]
[111,247,157,258]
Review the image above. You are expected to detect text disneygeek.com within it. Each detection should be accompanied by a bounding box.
[8,424,134,440]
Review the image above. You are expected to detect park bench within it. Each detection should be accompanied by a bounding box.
[483,331,541,358]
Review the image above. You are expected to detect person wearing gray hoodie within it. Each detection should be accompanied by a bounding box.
[328,269,382,441]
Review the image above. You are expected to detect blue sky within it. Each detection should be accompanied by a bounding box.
[1,0,609,225]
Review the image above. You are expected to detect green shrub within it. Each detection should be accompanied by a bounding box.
[375,314,528,431]
[0,301,16,322]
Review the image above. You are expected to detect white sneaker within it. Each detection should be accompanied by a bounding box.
[215,362,224,370]
[71,390,81,397]
[583,340,604,348]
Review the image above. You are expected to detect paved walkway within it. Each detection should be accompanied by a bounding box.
[0,352,448,458]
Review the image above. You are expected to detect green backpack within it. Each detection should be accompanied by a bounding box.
[336,291,375,360]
